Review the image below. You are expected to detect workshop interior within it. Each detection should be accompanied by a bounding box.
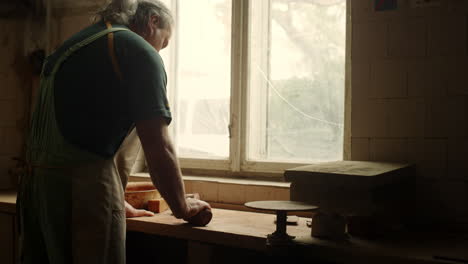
[1,0,468,263]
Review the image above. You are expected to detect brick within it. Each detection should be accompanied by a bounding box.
[408,58,446,97]
[351,99,388,137]
[387,99,425,137]
[425,97,468,137]
[272,188,289,201]
[351,0,371,19]
[388,18,426,58]
[352,22,388,60]
[351,61,371,100]
[0,156,15,189]
[245,186,289,202]
[408,139,447,179]
[0,127,23,156]
[428,15,466,57]
[447,139,468,180]
[184,180,193,194]
[191,181,218,203]
[0,72,19,100]
[446,58,468,96]
[0,19,21,73]
[0,100,17,126]
[370,138,408,163]
[217,183,246,204]
[351,137,370,161]
[370,60,407,98]
[245,185,277,202]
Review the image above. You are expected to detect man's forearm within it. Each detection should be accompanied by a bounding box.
[136,117,189,219]
[147,143,188,218]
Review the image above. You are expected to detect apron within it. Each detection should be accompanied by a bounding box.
[17,23,142,264]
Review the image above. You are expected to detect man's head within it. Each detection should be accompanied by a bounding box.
[98,0,173,51]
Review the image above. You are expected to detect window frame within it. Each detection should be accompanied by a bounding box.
[145,0,351,179]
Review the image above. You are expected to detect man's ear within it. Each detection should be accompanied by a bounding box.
[147,15,160,36]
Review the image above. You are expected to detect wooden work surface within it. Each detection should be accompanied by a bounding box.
[127,208,310,251]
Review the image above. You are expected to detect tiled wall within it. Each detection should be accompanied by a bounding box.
[350,0,468,226]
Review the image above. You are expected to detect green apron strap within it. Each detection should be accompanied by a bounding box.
[51,27,130,76]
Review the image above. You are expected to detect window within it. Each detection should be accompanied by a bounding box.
[158,0,347,176]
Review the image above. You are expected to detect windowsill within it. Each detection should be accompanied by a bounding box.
[129,173,290,206]
[130,172,290,188]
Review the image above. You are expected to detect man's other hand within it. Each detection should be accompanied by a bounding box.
[125,201,155,218]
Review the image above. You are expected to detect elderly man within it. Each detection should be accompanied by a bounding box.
[17,0,211,263]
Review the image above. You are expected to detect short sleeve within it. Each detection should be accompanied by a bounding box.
[117,32,172,124]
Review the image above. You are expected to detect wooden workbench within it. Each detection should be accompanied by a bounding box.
[2,191,468,264]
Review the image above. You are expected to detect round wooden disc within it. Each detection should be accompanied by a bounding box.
[244,200,318,212]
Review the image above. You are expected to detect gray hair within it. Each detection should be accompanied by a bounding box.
[97,0,174,31]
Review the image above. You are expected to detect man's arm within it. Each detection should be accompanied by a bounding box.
[135,116,211,221]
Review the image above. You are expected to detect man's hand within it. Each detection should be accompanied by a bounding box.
[183,198,212,226]
[125,201,155,218]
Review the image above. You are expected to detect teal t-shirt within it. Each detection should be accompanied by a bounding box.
[43,21,171,158]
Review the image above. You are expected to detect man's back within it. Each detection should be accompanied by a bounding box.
[45,20,172,158]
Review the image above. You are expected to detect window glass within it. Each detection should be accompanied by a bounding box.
[172,0,232,159]
[248,0,346,163]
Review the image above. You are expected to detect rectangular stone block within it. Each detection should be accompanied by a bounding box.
[408,58,446,97]
[245,185,277,202]
[370,60,407,98]
[0,127,23,156]
[0,72,19,100]
[447,58,468,96]
[351,99,388,137]
[428,15,467,57]
[0,100,17,126]
[385,99,425,137]
[351,0,371,20]
[191,181,218,203]
[0,156,14,189]
[388,18,426,57]
[425,97,468,138]
[351,137,370,161]
[352,22,388,60]
[352,61,371,100]
[370,138,408,163]
[0,19,22,73]
[217,183,246,205]
[448,139,468,180]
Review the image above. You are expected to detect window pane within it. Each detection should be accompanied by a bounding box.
[248,0,346,163]
[174,0,232,159]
